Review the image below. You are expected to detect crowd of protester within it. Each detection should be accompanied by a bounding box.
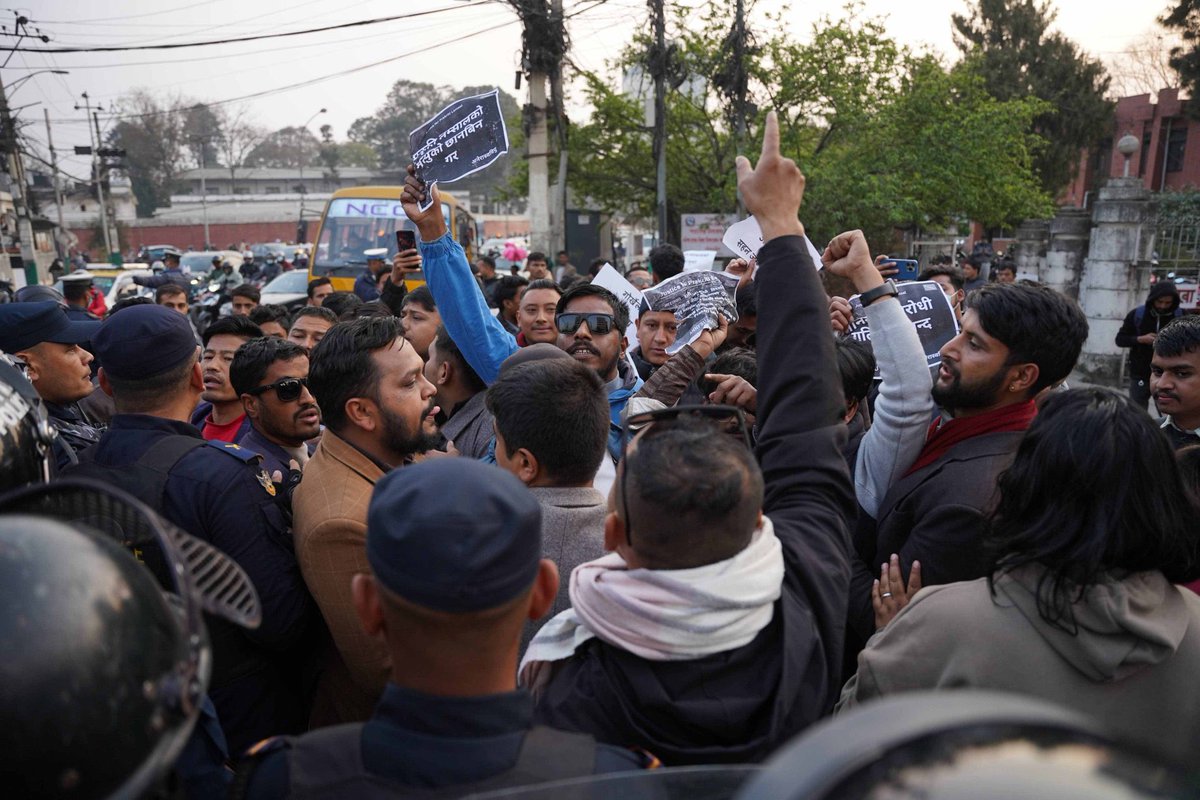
[1,111,1200,799]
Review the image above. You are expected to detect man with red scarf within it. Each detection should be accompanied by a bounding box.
[845,282,1088,656]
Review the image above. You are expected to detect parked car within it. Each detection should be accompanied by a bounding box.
[179,250,244,276]
[136,244,181,263]
[259,269,310,310]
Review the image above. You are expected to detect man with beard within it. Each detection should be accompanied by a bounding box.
[395,167,642,459]
[294,316,440,725]
[844,282,1088,657]
[230,337,322,477]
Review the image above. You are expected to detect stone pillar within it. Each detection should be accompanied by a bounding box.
[1013,218,1049,279]
[1073,177,1153,387]
[1042,208,1091,301]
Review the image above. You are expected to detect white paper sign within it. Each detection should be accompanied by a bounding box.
[721,215,823,269]
[591,264,643,357]
[683,250,717,273]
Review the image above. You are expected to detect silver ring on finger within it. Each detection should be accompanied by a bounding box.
[881,592,893,599]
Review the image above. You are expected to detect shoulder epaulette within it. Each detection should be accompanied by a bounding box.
[206,439,263,464]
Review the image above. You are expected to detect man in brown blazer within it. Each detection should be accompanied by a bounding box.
[295,316,440,724]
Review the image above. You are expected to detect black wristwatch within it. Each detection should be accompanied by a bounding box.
[859,279,898,307]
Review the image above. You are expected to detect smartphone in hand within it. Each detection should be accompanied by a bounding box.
[396,229,417,252]
[886,258,919,282]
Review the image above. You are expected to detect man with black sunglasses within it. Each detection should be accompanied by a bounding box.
[519,112,855,765]
[396,169,643,464]
[231,337,322,479]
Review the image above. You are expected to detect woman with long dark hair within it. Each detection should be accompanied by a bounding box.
[837,388,1200,764]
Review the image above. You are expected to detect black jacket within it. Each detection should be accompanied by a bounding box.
[1116,283,1182,380]
[846,430,1023,655]
[531,235,854,765]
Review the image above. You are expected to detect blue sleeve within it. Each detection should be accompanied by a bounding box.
[420,233,517,385]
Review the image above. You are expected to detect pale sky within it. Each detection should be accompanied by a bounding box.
[11,0,1167,184]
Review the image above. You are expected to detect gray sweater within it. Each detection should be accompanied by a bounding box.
[853,295,934,519]
[520,486,608,653]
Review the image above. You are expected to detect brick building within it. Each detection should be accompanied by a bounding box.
[1063,88,1198,208]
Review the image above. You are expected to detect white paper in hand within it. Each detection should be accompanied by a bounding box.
[683,250,718,272]
[722,215,824,271]
[591,264,643,359]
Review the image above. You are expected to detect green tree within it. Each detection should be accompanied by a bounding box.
[1162,1,1200,114]
[245,126,320,168]
[952,0,1112,195]
[183,103,223,167]
[564,2,1053,248]
[108,91,188,217]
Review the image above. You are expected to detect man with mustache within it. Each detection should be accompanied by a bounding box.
[845,282,1089,660]
[231,337,322,478]
[192,316,262,443]
[293,316,440,725]
[1151,315,1200,451]
[396,166,642,462]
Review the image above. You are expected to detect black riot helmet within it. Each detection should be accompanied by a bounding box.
[14,284,67,306]
[0,479,262,799]
[0,351,56,489]
[736,691,1200,800]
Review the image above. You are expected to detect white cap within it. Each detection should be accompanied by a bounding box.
[365,248,388,260]
[60,269,94,283]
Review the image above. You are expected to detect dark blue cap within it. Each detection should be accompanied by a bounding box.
[367,459,543,613]
[92,304,198,380]
[0,301,100,354]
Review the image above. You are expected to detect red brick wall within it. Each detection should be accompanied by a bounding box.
[72,221,302,258]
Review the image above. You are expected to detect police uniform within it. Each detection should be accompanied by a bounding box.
[60,269,102,321]
[0,301,105,469]
[353,248,388,302]
[235,459,656,799]
[63,305,316,755]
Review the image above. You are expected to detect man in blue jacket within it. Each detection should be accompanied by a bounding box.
[397,169,641,460]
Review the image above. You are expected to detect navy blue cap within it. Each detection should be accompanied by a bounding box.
[0,301,101,354]
[367,459,543,613]
[92,304,198,380]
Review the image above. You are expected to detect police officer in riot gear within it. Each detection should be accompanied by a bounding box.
[62,303,315,754]
[0,478,265,799]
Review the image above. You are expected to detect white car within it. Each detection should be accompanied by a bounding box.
[259,270,310,310]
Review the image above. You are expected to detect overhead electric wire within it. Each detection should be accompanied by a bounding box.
[9,3,490,53]
[14,7,512,71]
[31,0,235,25]
[43,16,521,124]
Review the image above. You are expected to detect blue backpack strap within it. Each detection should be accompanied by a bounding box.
[1135,305,1145,328]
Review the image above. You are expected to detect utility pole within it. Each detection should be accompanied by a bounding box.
[650,0,667,246]
[526,60,551,255]
[75,93,112,258]
[198,143,210,249]
[0,77,39,286]
[733,0,748,218]
[43,108,66,260]
[549,0,567,256]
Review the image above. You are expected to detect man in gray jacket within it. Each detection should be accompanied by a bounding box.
[486,355,611,650]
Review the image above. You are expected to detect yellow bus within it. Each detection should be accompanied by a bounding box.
[307,186,478,292]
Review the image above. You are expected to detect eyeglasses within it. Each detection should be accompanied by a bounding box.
[618,404,752,548]
[245,376,309,403]
[555,312,616,335]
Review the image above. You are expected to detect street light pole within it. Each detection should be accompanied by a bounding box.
[297,108,326,218]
